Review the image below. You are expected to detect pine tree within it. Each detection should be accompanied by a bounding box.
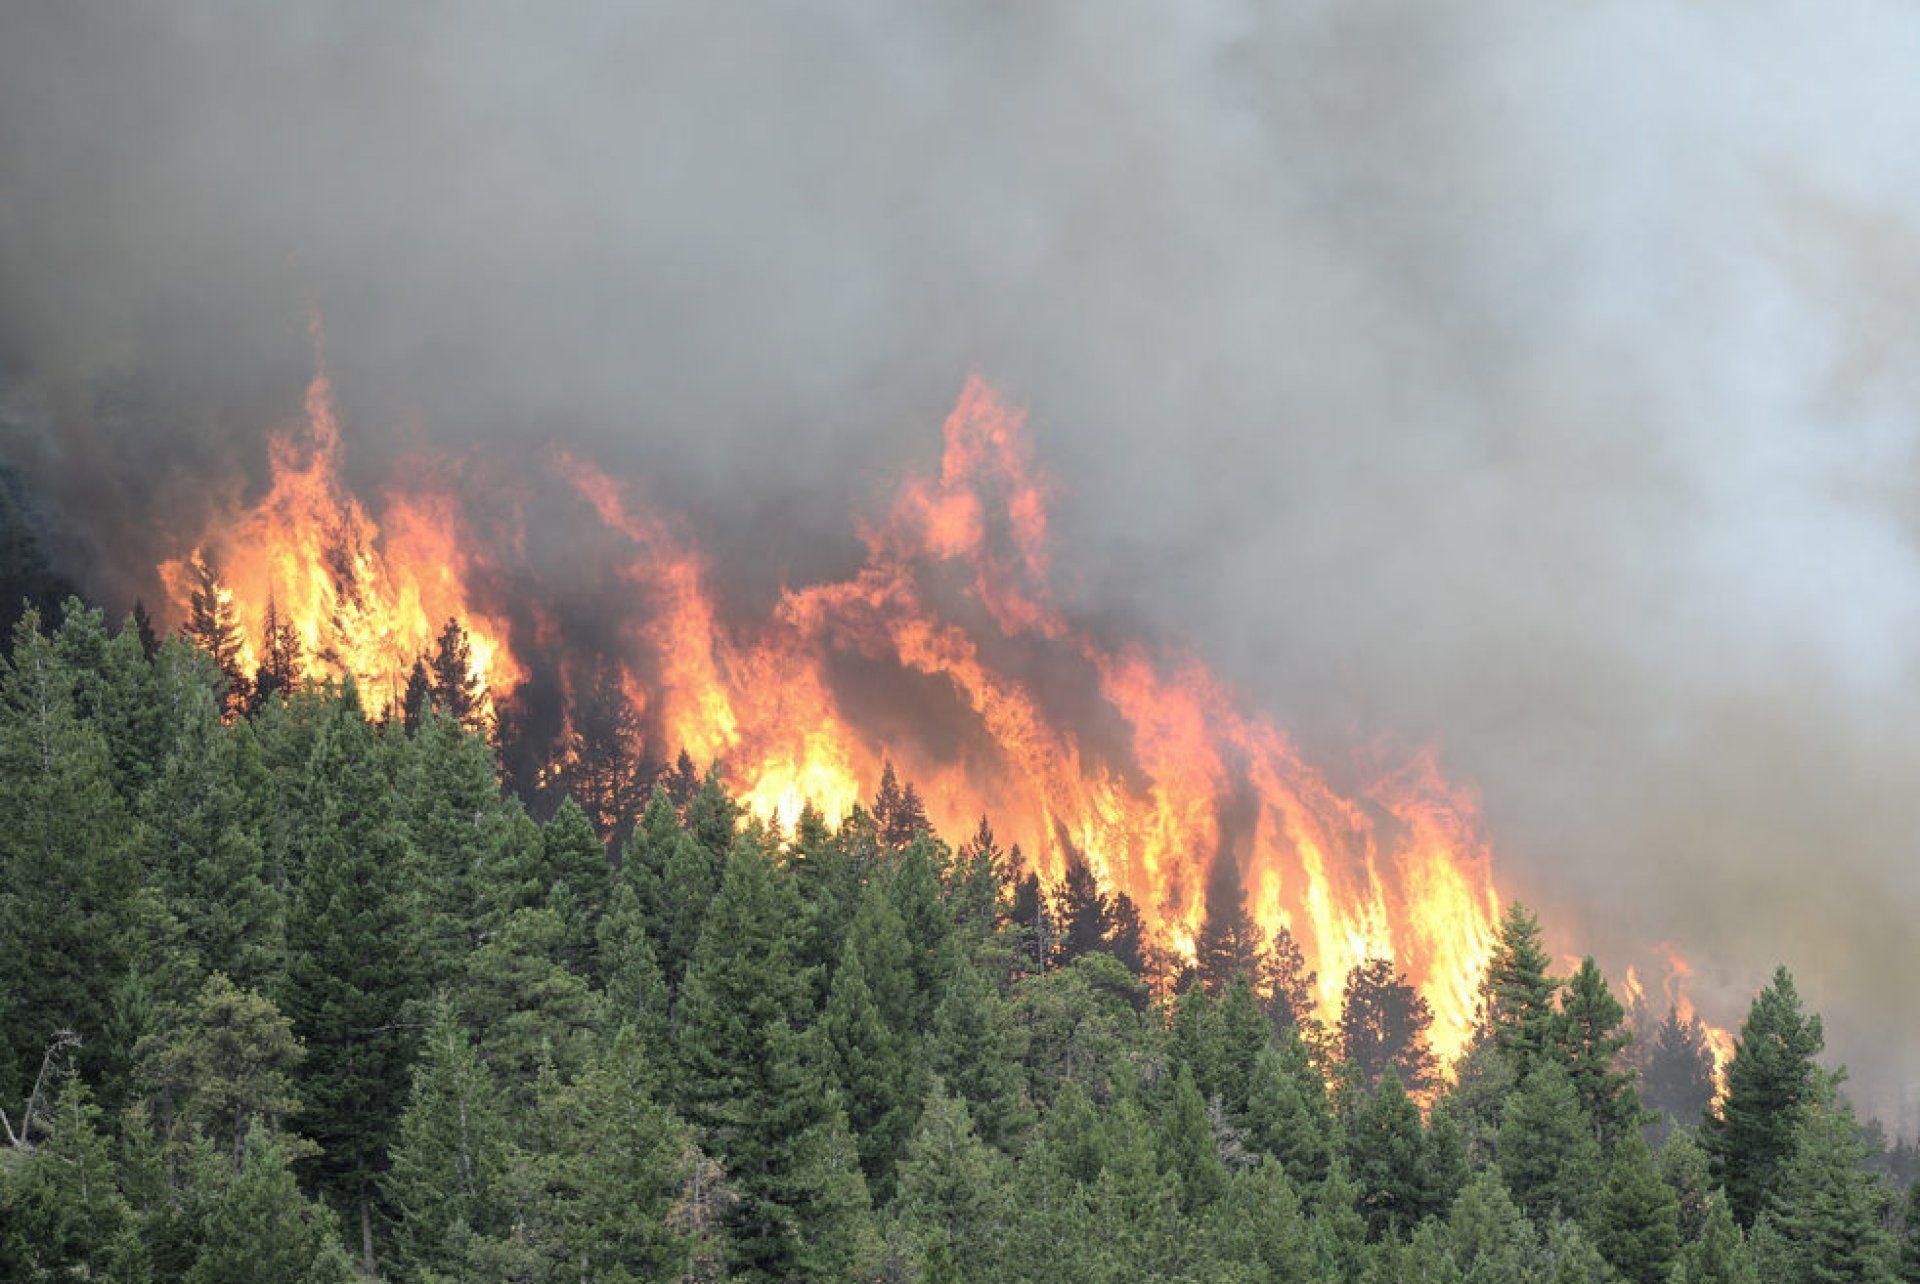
[1496,1059,1600,1227]
[461,906,605,1095]
[400,711,506,976]
[1476,901,1559,1080]
[187,1129,355,1284]
[1158,1068,1229,1215]
[1673,1191,1758,1284]
[400,659,431,735]
[536,795,613,975]
[183,554,250,718]
[822,892,923,1199]
[1588,1130,1680,1284]
[383,1004,513,1281]
[141,974,305,1171]
[1555,956,1641,1146]
[1705,965,1825,1225]
[427,617,484,734]
[530,1026,698,1283]
[926,953,1032,1149]
[1338,957,1439,1096]
[620,788,722,991]
[1194,868,1265,996]
[1207,1157,1315,1284]
[0,1080,149,1282]
[1896,1180,1920,1284]
[1245,1039,1333,1187]
[893,1087,1015,1281]
[248,594,302,713]
[137,678,281,992]
[1051,852,1111,967]
[0,615,143,1109]
[1644,1004,1717,1143]
[1344,1072,1432,1237]
[1766,1079,1897,1284]
[1258,923,1320,1038]
[594,880,671,1044]
[276,692,428,1270]
[673,837,872,1280]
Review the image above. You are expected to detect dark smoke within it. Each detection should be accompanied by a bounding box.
[4,1,1919,1122]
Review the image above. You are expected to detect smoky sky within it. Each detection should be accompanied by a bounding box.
[5,1,1920,1118]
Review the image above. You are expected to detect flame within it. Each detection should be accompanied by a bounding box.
[160,366,1517,1065]
[158,351,517,718]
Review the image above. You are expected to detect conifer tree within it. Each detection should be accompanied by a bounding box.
[1588,1130,1680,1284]
[893,1087,1015,1284]
[142,974,305,1171]
[187,1130,355,1284]
[1345,1072,1432,1238]
[400,712,506,973]
[1705,965,1825,1225]
[248,594,302,713]
[1765,1078,1897,1283]
[183,555,250,718]
[1896,1180,1920,1284]
[383,1005,513,1282]
[1496,1060,1601,1227]
[927,953,1032,1149]
[1051,852,1111,966]
[530,1026,698,1283]
[276,691,428,1270]
[536,795,613,975]
[1644,1004,1717,1143]
[1207,1157,1315,1284]
[673,837,872,1280]
[1476,901,1559,1080]
[0,1080,149,1282]
[461,906,604,1095]
[1338,957,1439,1096]
[594,880,671,1044]
[1555,956,1641,1146]
[0,614,142,1107]
[620,787,723,991]
[427,617,483,734]
[1673,1191,1758,1284]
[1245,1040,1333,1187]
[1158,1068,1229,1216]
[822,895,923,1199]
[1194,869,1266,996]
[400,659,431,735]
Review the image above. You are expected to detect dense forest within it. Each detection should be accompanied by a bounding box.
[2,599,1918,1283]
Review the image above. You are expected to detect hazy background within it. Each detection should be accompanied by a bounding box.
[3,1,1918,1122]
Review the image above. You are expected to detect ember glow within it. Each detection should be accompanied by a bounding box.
[155,357,1729,1070]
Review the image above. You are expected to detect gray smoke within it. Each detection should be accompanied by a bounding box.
[4,1,1918,1121]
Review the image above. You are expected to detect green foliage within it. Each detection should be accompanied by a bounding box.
[0,616,1897,1282]
[1497,1059,1601,1227]
[1705,965,1825,1224]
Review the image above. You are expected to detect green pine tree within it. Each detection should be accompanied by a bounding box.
[1588,1129,1680,1284]
[1496,1059,1601,1227]
[1555,956,1641,1147]
[1475,902,1560,1080]
[1704,965,1825,1225]
[186,1129,355,1284]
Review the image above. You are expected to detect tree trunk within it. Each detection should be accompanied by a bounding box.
[360,1197,377,1277]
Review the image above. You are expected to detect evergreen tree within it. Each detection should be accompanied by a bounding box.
[400,659,431,735]
[248,594,302,713]
[1050,852,1111,966]
[926,953,1032,1149]
[0,1080,149,1282]
[183,555,249,719]
[0,615,143,1109]
[1194,869,1265,996]
[1245,1039,1334,1187]
[893,1087,1014,1283]
[1339,957,1439,1096]
[673,837,873,1280]
[594,880,671,1044]
[461,906,604,1094]
[400,712,506,975]
[1896,1179,1920,1284]
[1705,965,1825,1225]
[276,692,428,1270]
[1258,923,1320,1038]
[141,974,305,1171]
[535,795,613,975]
[1496,1059,1600,1227]
[187,1130,354,1284]
[1765,1079,1897,1284]
[530,1026,699,1282]
[1208,1157,1315,1284]
[1345,1072,1433,1237]
[620,788,722,991]
[1672,1191,1758,1284]
[1475,901,1559,1080]
[1643,1004,1717,1143]
[427,617,483,734]
[1157,1068,1229,1215]
[1588,1130,1680,1284]
[822,890,923,1198]
[1556,956,1641,1147]
[383,1005,513,1282]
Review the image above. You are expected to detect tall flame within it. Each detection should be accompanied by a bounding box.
[154,363,1734,1073]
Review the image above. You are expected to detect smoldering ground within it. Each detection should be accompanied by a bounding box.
[4,1,1920,1121]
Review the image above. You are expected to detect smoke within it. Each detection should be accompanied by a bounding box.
[5,0,1920,1118]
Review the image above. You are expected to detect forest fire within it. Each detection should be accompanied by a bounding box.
[153,356,1721,1071]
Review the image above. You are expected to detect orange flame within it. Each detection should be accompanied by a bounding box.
[161,367,1512,1065]
[158,353,517,718]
